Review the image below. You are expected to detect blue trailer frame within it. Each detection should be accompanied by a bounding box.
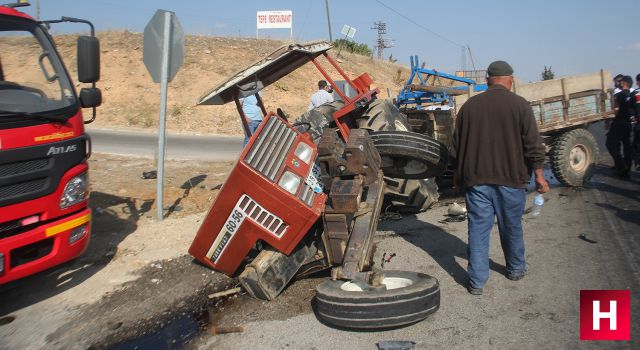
[396,55,487,110]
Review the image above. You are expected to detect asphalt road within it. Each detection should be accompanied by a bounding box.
[195,168,639,350]
[1,125,638,349]
[87,128,243,161]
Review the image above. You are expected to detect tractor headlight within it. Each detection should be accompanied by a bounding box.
[294,142,313,164]
[278,171,301,195]
[60,173,88,209]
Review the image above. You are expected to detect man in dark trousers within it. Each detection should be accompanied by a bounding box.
[606,75,634,178]
[451,60,549,295]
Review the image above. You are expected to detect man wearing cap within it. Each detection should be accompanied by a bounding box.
[451,60,549,295]
[307,80,334,111]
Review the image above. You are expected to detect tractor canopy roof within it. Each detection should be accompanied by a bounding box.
[197,40,331,105]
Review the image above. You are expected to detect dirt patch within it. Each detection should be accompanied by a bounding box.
[43,31,410,136]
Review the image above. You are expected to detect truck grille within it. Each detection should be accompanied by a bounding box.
[0,158,49,177]
[244,116,297,181]
[0,178,48,200]
[0,136,86,207]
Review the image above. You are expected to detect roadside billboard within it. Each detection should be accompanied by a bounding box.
[256,10,292,39]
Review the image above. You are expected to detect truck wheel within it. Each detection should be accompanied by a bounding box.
[358,99,411,131]
[315,271,440,329]
[371,131,449,179]
[550,128,599,187]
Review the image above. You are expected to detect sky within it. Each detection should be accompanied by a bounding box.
[15,0,640,83]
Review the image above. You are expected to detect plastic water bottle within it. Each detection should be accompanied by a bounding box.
[531,193,544,217]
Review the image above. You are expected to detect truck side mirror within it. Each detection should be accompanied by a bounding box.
[79,87,102,108]
[77,36,100,83]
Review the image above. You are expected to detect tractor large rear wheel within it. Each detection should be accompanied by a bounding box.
[359,99,442,212]
[315,270,440,329]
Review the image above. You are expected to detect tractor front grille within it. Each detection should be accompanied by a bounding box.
[239,195,287,237]
[244,116,297,181]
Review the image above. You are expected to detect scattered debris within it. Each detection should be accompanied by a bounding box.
[380,205,403,221]
[142,170,157,179]
[0,315,15,326]
[151,278,161,284]
[439,214,467,223]
[380,252,397,268]
[447,202,467,216]
[210,326,244,336]
[208,287,242,300]
[578,234,598,244]
[106,321,123,330]
[377,340,416,350]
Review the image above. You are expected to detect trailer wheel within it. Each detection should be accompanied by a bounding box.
[550,128,599,187]
[371,131,449,179]
[315,271,440,329]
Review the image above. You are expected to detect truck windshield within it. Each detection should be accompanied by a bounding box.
[0,14,75,119]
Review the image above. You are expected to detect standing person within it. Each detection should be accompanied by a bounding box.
[606,75,634,177]
[451,60,549,296]
[307,80,334,111]
[633,74,640,169]
[242,94,263,145]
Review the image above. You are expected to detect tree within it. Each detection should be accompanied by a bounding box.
[542,66,555,81]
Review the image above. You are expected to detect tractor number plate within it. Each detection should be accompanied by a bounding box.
[206,201,247,263]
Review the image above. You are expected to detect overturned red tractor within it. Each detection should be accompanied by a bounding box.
[189,42,445,329]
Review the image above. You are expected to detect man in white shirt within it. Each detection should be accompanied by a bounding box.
[307,80,334,111]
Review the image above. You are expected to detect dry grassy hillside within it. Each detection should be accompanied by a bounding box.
[50,31,410,136]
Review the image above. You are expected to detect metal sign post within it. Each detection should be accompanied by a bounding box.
[143,10,184,221]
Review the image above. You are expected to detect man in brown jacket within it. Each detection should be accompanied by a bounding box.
[451,60,550,295]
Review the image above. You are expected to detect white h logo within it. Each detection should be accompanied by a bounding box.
[593,300,617,330]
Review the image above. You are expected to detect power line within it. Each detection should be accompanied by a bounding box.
[373,0,463,47]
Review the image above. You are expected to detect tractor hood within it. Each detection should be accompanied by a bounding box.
[197,40,332,105]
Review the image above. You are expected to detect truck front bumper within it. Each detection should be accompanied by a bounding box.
[0,209,91,285]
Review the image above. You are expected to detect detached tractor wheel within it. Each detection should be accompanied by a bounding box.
[371,131,449,179]
[550,128,599,187]
[315,271,440,329]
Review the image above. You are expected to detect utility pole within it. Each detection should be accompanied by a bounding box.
[325,0,332,42]
[36,0,40,20]
[372,21,393,60]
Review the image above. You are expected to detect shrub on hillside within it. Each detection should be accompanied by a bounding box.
[333,39,372,56]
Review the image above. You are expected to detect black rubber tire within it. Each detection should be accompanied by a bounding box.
[358,99,411,131]
[371,131,449,179]
[315,270,440,329]
[550,128,599,187]
[383,178,439,212]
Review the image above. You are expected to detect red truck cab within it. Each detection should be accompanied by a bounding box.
[0,2,100,284]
